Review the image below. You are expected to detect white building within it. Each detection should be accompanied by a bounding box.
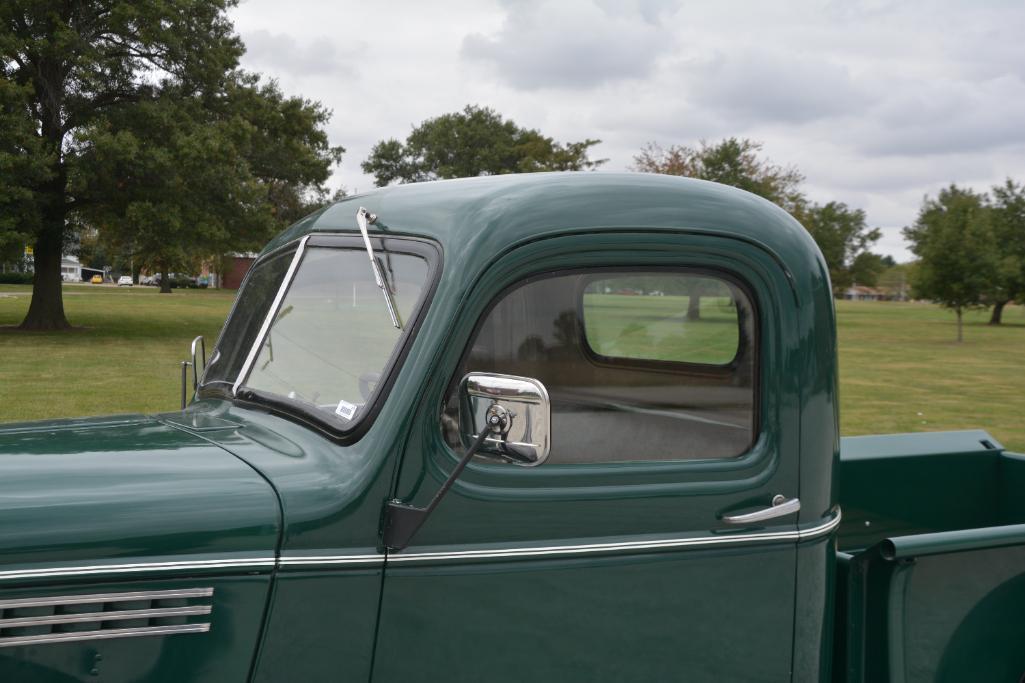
[60,255,83,282]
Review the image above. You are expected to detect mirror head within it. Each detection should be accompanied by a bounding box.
[459,372,551,467]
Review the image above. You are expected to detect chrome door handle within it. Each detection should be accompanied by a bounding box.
[722,495,801,525]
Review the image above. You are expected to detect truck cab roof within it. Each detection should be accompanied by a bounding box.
[266,172,831,305]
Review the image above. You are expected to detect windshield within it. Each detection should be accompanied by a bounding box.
[202,244,299,390]
[202,235,436,432]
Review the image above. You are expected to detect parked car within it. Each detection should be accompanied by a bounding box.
[116,275,133,287]
[89,274,102,284]
[0,174,1020,682]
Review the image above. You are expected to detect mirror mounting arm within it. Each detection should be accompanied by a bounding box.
[383,426,495,551]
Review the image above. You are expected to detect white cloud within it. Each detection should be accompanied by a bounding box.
[461,0,679,90]
[228,0,1025,260]
[241,30,358,78]
[689,50,874,125]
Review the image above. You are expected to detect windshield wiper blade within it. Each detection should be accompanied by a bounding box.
[356,207,402,329]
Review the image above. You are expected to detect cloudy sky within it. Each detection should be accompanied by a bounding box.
[230,0,1025,261]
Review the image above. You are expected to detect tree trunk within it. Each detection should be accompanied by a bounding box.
[956,307,963,343]
[19,199,71,330]
[19,95,71,330]
[687,295,701,321]
[989,300,1007,325]
[160,265,172,294]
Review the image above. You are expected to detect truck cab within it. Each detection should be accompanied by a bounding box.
[0,173,1021,682]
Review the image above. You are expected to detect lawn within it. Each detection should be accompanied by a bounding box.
[1,284,1022,452]
[836,299,1024,451]
[0,284,234,421]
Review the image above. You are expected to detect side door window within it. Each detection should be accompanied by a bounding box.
[442,269,757,464]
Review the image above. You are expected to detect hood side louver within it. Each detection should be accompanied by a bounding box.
[0,587,213,648]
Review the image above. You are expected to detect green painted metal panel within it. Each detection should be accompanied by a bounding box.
[251,571,382,683]
[0,416,279,571]
[836,432,1021,552]
[839,543,1025,683]
[377,546,796,682]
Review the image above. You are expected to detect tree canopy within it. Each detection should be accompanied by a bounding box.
[632,138,805,212]
[633,138,885,291]
[77,77,342,292]
[987,179,1025,323]
[0,0,341,324]
[903,185,998,341]
[801,202,883,291]
[361,105,606,186]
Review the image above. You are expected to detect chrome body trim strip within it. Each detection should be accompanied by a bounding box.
[0,587,213,609]
[388,509,842,564]
[232,234,311,396]
[0,605,211,628]
[279,554,385,567]
[0,624,210,648]
[0,558,273,582]
[0,511,841,578]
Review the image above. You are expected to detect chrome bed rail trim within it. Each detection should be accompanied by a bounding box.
[388,508,842,564]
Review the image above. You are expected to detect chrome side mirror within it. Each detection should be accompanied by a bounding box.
[460,372,551,466]
[179,336,206,410]
[383,372,552,550]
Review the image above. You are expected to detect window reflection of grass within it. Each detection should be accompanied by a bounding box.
[583,294,740,365]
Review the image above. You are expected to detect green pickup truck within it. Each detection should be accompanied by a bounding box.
[1,173,1022,682]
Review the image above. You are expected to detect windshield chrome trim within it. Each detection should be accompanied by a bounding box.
[232,235,311,396]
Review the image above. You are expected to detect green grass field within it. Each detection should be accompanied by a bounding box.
[0,284,234,420]
[1,284,1022,451]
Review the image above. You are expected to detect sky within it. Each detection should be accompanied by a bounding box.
[230,0,1025,261]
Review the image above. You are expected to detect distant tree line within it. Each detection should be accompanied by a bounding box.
[904,181,1025,340]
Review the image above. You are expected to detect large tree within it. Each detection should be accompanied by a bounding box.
[0,0,242,327]
[632,138,805,213]
[77,76,342,292]
[801,201,883,291]
[987,179,1025,324]
[903,185,998,342]
[362,105,606,186]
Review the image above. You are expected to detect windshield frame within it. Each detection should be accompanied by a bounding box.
[200,232,442,443]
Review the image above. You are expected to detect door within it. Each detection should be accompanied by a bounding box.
[374,233,804,682]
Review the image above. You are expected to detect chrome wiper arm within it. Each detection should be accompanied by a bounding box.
[356,207,402,329]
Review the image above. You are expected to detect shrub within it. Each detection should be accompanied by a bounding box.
[0,272,33,285]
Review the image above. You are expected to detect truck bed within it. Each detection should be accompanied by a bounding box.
[835,430,1025,682]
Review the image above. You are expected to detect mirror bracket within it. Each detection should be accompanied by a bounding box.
[383,427,493,551]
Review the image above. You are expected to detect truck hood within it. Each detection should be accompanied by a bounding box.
[0,414,280,582]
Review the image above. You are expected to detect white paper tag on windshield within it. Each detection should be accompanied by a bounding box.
[334,400,358,420]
